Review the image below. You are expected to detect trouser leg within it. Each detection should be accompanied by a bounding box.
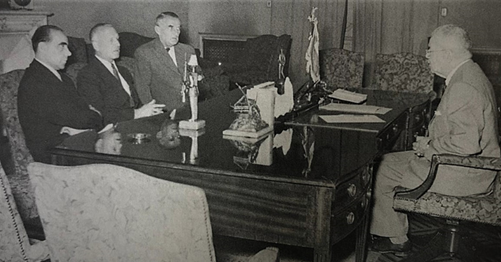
[370,151,428,237]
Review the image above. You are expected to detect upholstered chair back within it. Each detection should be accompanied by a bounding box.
[319,48,364,90]
[66,36,89,68]
[0,69,39,222]
[29,162,217,262]
[0,164,49,262]
[373,52,434,94]
[226,34,292,85]
[116,57,137,79]
[64,62,88,85]
[118,32,154,58]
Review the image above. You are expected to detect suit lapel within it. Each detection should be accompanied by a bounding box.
[118,66,141,108]
[153,39,181,76]
[92,57,133,106]
[175,47,187,74]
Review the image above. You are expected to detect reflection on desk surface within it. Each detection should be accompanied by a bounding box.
[54,88,427,183]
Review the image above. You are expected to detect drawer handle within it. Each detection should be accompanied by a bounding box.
[346,212,355,225]
[392,124,399,133]
[347,184,357,197]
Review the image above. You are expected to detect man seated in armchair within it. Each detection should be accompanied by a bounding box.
[77,23,164,125]
[18,25,104,163]
[369,24,500,256]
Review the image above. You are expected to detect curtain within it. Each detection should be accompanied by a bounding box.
[271,0,349,89]
[353,0,439,86]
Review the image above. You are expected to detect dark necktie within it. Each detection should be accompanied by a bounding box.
[111,63,120,81]
[166,47,176,65]
[112,63,134,107]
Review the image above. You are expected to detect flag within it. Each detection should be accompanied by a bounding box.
[305,7,320,83]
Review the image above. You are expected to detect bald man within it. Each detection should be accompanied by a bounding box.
[370,24,500,255]
[77,23,164,125]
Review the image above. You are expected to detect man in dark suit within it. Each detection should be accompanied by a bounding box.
[77,23,165,125]
[18,25,104,163]
[370,24,500,256]
[134,12,198,115]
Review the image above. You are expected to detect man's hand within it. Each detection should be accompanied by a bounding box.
[60,127,91,136]
[134,99,166,119]
[413,136,431,157]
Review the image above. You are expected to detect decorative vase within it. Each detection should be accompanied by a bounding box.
[14,0,31,6]
[10,0,32,9]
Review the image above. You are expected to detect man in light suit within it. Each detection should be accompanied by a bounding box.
[77,23,165,125]
[134,12,197,114]
[370,24,500,255]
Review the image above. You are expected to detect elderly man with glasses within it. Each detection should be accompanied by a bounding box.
[369,24,500,256]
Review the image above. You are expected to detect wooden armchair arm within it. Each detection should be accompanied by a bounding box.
[395,154,501,200]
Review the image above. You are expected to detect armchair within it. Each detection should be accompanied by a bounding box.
[319,48,364,91]
[28,162,278,262]
[0,69,40,225]
[222,34,292,86]
[0,164,49,262]
[393,154,501,261]
[373,52,434,96]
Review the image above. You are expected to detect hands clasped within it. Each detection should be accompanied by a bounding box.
[135,99,166,119]
[413,136,430,157]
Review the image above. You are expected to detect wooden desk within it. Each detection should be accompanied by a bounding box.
[49,89,430,262]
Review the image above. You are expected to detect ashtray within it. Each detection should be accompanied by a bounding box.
[127,133,151,144]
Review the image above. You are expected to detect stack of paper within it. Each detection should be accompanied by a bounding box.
[320,103,392,115]
[329,89,367,103]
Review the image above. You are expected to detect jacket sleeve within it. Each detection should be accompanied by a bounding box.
[424,83,484,159]
[134,48,153,104]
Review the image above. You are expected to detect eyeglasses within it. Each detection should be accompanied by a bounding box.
[426,49,446,55]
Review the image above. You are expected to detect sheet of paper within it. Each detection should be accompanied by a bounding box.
[329,89,367,103]
[319,114,386,123]
[319,103,392,115]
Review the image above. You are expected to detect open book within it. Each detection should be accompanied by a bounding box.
[329,89,367,103]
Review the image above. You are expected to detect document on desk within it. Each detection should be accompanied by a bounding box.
[319,114,386,123]
[319,103,392,115]
[329,89,367,103]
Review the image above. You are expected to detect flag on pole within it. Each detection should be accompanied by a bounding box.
[305,7,320,83]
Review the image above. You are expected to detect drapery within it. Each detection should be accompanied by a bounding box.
[353,0,439,86]
[271,0,349,89]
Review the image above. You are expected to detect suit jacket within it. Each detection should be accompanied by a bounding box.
[410,60,500,196]
[77,56,142,125]
[17,60,103,163]
[134,38,196,112]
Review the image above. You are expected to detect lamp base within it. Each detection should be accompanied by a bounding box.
[179,119,206,130]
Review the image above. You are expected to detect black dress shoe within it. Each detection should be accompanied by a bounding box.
[370,236,411,257]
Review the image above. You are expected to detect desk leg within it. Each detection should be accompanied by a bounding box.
[355,203,370,262]
[313,188,333,262]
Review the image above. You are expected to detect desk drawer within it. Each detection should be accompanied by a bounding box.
[377,111,407,151]
[331,191,370,242]
[332,164,372,213]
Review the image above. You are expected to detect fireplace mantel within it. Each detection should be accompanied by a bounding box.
[0,10,53,73]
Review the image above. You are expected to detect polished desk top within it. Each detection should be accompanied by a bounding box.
[53,89,430,187]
